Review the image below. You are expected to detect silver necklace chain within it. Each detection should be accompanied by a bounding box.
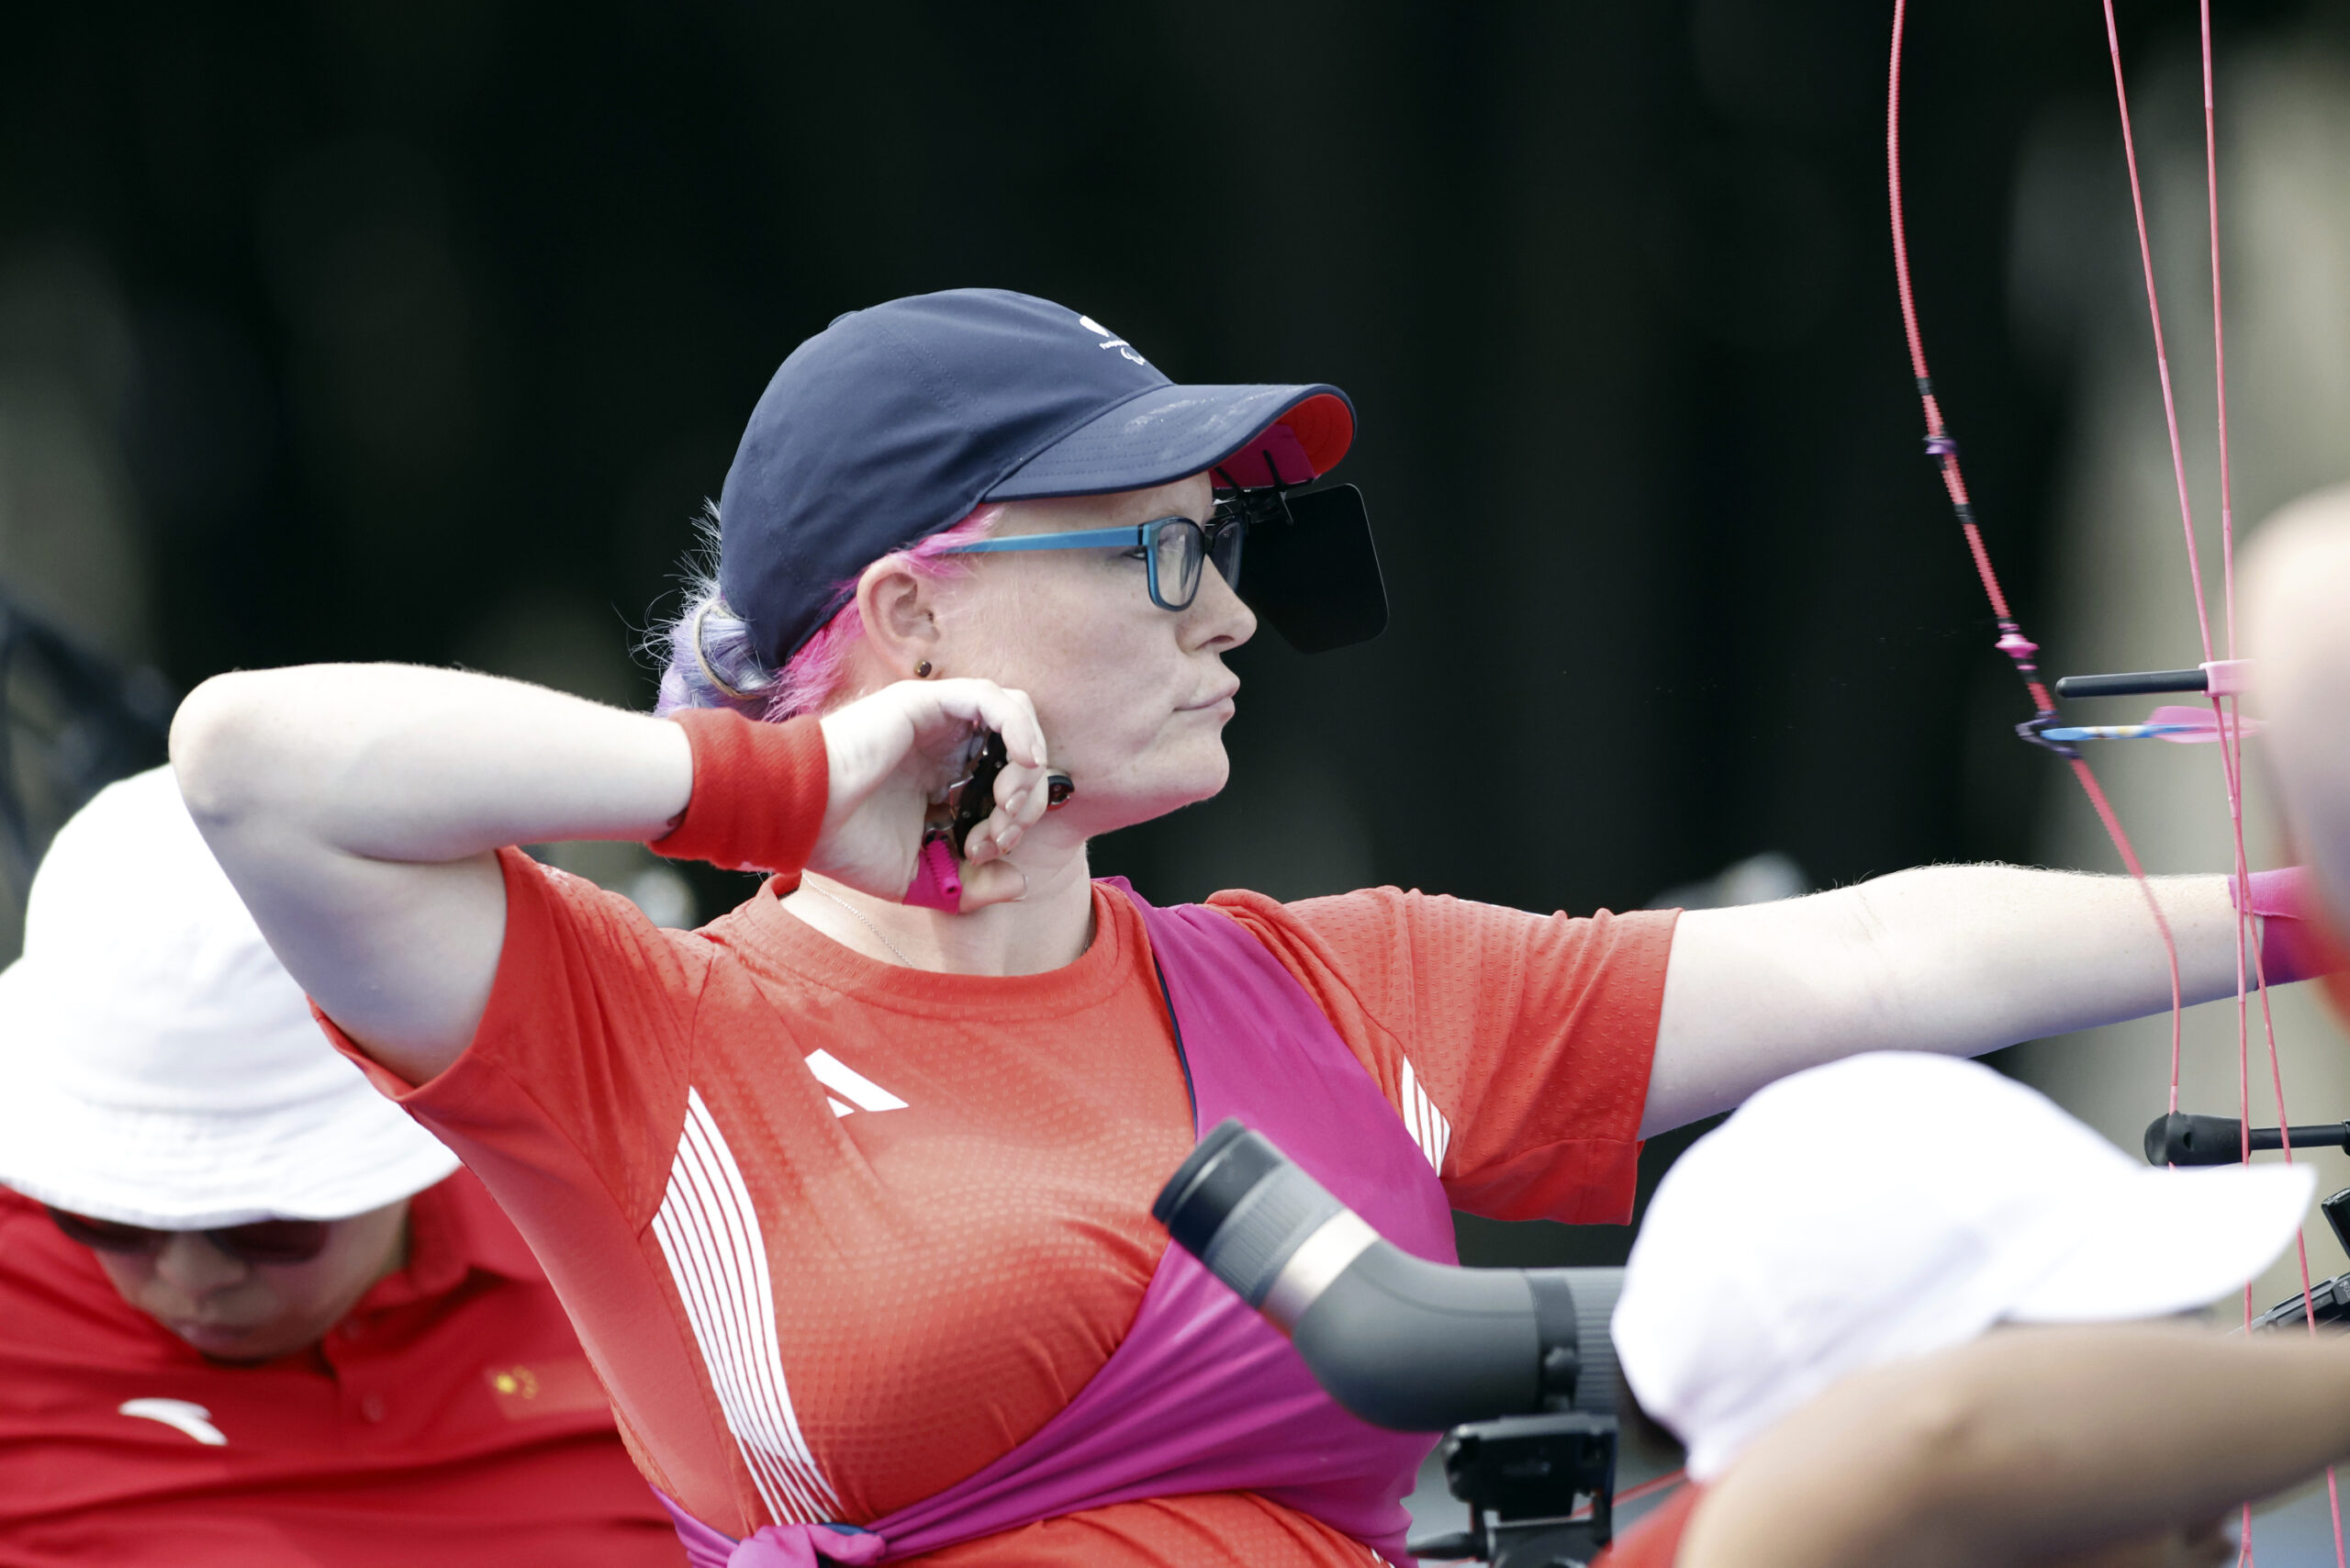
[804,881,919,968]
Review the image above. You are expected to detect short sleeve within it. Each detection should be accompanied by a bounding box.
[1210,887,1678,1225]
[318,846,712,1228]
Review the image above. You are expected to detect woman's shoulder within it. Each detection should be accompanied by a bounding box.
[1203,882,1416,930]
[1204,883,1543,958]
[1201,884,1680,1049]
[1199,885,1437,1017]
[1208,884,1677,954]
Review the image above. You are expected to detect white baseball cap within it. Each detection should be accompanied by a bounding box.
[1615,1051,2315,1482]
[0,767,459,1226]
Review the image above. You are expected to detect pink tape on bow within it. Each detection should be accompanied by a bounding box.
[901,837,962,912]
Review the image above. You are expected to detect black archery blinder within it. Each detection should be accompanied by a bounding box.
[1230,483,1389,655]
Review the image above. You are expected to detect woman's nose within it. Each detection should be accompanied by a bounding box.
[1187,558,1257,650]
[151,1233,250,1297]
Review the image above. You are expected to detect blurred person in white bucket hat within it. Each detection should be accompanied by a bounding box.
[0,767,681,1566]
[1594,1051,2350,1568]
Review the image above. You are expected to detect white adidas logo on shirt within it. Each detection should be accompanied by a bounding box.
[805,1050,908,1118]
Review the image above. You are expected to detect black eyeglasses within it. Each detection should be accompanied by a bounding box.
[46,1205,335,1266]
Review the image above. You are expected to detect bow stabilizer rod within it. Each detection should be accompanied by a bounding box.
[2143,1111,2350,1167]
[2053,659,2253,700]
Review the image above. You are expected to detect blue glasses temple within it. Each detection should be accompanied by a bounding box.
[939,521,1195,555]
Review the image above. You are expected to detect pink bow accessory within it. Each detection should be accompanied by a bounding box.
[901,836,962,912]
[2230,868,2350,987]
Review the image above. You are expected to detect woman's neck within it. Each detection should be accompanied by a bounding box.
[789,844,1098,976]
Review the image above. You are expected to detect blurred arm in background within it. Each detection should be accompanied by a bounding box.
[1644,861,2245,1137]
[1679,1322,2345,1568]
[2248,485,2350,934]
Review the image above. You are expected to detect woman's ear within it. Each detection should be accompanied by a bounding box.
[856,559,941,677]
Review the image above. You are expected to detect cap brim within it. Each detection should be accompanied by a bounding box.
[0,958,461,1227]
[985,384,1354,500]
[0,1087,461,1227]
[2007,1161,2316,1323]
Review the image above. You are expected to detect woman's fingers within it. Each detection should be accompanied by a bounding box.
[821,678,1044,803]
[814,678,1058,901]
[957,855,1029,911]
[962,751,1056,865]
[923,680,1044,762]
[913,678,1049,868]
[921,676,1041,756]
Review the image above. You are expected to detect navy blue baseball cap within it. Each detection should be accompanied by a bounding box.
[716,287,1356,669]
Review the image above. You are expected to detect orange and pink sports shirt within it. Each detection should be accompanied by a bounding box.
[327,756,1675,1567]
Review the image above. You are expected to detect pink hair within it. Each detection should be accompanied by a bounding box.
[765,503,1006,720]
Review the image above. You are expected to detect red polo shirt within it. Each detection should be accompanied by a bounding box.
[0,1170,681,1567]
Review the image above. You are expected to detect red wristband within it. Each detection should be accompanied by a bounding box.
[2230,867,2350,987]
[649,709,830,875]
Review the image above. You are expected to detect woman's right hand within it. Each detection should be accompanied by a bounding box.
[813,678,1053,911]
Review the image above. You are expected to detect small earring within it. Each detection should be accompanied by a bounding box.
[915,660,934,678]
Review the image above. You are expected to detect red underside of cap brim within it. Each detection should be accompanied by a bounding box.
[1279,390,1355,476]
[1214,392,1355,488]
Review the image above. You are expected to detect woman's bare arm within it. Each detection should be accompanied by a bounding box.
[171,663,1052,1087]
[1680,1323,2350,1568]
[1645,487,2350,1137]
[171,666,697,1083]
[1642,868,2239,1135]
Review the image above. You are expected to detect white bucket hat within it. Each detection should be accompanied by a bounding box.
[0,766,459,1226]
[1615,1051,2316,1483]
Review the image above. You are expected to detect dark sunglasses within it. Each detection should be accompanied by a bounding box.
[46,1205,335,1266]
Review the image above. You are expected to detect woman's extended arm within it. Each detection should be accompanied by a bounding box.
[1641,868,2239,1136]
[171,664,1048,1086]
[1680,1322,2350,1568]
[1643,492,2350,1137]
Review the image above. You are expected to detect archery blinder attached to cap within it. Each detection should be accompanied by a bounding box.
[1212,422,1389,654]
[1233,483,1387,654]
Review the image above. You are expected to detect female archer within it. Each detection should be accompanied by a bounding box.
[170,288,2335,1567]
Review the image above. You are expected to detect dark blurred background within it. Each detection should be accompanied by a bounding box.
[4,0,2339,1264]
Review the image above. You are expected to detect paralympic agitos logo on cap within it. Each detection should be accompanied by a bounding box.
[1079,313,1148,367]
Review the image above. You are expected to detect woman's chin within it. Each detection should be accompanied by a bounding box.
[1159,744,1232,810]
[1073,749,1231,834]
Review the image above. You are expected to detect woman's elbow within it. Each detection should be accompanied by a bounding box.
[169,670,295,829]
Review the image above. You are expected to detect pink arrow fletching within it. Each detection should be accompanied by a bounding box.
[2144,705,2265,743]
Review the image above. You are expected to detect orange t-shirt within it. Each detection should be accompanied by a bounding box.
[330,849,1674,1567]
